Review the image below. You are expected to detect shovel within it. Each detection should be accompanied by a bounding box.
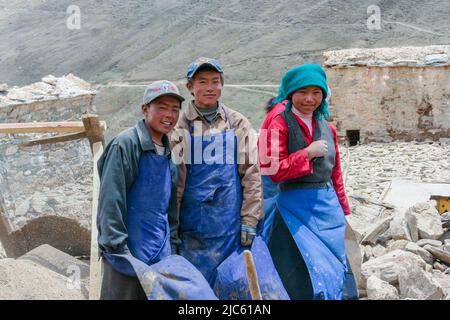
[243,250,262,300]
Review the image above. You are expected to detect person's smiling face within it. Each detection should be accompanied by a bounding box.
[187,70,223,108]
[142,95,181,137]
[291,86,324,116]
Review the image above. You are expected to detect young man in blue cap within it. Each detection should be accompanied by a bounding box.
[170,57,264,286]
[97,80,184,300]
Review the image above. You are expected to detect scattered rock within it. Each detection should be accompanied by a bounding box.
[372,244,387,258]
[0,83,8,92]
[416,239,443,248]
[361,245,374,262]
[431,273,450,299]
[405,242,435,265]
[398,267,443,300]
[366,275,399,300]
[407,201,444,240]
[390,212,411,241]
[444,240,450,253]
[41,75,58,86]
[434,262,448,272]
[361,217,393,245]
[405,209,419,242]
[361,250,426,284]
[386,240,409,252]
[441,230,450,242]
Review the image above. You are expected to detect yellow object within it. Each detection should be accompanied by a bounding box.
[431,196,450,214]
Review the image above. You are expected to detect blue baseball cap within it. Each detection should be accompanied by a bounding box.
[186,57,224,79]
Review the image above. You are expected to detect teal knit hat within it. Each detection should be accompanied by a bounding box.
[274,64,330,120]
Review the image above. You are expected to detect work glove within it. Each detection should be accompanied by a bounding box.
[240,225,257,247]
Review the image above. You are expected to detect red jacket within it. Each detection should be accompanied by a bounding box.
[258,102,351,216]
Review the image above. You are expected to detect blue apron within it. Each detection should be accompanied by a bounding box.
[276,185,347,300]
[261,175,278,243]
[213,236,290,300]
[179,110,242,285]
[103,151,216,299]
[104,253,217,300]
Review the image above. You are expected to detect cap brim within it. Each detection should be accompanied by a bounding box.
[188,63,223,78]
[145,92,185,105]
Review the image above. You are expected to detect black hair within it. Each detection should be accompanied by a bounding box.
[264,97,276,114]
[186,66,225,96]
[187,65,224,84]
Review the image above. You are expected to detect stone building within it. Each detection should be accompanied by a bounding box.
[0,74,96,258]
[324,45,450,145]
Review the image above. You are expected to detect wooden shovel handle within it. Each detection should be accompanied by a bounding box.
[243,250,262,300]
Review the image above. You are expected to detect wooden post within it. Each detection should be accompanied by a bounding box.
[82,115,105,151]
[0,117,107,298]
[88,141,104,300]
[82,115,107,300]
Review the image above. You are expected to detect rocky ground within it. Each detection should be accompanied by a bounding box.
[343,141,450,200]
[342,141,450,300]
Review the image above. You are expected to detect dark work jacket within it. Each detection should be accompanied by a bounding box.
[96,119,179,256]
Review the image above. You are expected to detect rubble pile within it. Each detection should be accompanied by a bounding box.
[344,142,450,300]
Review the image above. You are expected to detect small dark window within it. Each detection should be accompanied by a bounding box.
[346,130,360,146]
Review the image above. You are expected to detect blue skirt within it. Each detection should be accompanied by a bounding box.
[269,186,347,300]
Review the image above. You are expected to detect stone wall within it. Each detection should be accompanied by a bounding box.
[0,75,96,257]
[324,45,450,143]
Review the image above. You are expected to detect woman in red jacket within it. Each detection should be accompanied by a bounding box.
[259,64,354,300]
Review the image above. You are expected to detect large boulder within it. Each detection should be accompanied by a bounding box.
[406,201,444,240]
[398,267,443,300]
[0,258,85,299]
[18,244,89,298]
[404,242,435,265]
[361,217,393,245]
[366,275,399,300]
[416,239,443,248]
[19,244,89,278]
[431,272,450,300]
[390,212,412,241]
[361,250,426,284]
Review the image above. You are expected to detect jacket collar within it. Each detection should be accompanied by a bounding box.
[185,100,226,122]
[136,119,170,156]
